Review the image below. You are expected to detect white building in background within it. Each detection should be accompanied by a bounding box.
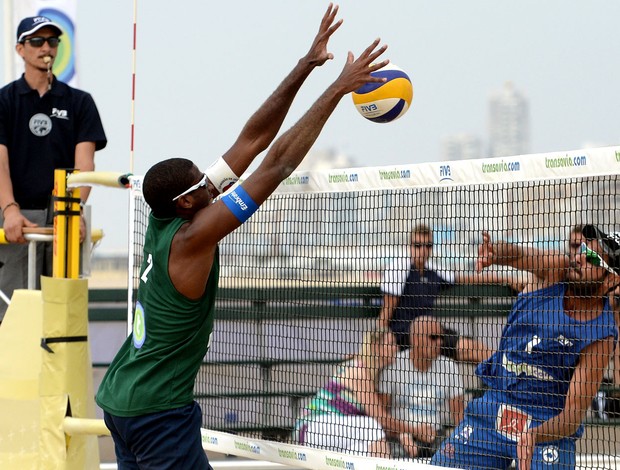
[488,81,530,158]
[441,133,483,161]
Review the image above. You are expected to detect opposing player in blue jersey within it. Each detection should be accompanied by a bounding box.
[431,224,619,470]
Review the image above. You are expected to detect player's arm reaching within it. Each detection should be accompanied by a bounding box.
[208,3,342,194]
[476,231,567,293]
[171,39,388,299]
[190,40,387,241]
[209,40,386,229]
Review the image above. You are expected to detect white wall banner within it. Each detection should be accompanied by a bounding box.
[9,0,77,86]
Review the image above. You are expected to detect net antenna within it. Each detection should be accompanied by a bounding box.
[127,0,140,332]
[129,0,138,174]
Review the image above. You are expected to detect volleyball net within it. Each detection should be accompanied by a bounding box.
[128,146,620,469]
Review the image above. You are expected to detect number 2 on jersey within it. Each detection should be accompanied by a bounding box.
[141,253,153,283]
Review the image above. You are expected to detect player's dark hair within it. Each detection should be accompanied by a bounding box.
[143,158,195,218]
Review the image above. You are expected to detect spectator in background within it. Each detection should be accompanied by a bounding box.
[293,329,436,457]
[378,315,465,459]
[379,223,518,363]
[0,16,107,322]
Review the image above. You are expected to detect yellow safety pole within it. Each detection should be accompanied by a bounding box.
[39,168,100,469]
[66,181,81,279]
[52,168,81,279]
[52,169,68,278]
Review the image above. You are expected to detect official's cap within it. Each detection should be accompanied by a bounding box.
[17,16,63,43]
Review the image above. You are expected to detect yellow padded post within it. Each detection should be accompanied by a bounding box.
[0,290,43,468]
[39,276,100,470]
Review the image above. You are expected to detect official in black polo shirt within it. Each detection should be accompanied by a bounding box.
[0,16,107,322]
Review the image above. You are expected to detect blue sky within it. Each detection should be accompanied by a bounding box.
[2,1,619,252]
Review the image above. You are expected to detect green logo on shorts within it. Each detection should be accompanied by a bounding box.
[133,301,146,348]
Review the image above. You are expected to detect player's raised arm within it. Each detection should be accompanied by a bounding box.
[187,39,388,249]
[214,3,343,185]
[243,41,388,204]
[476,231,567,290]
[167,38,387,300]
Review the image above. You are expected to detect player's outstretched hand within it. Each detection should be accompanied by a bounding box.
[305,3,343,67]
[334,39,389,95]
[476,231,495,272]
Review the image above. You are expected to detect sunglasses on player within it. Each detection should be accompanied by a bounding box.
[21,36,61,48]
[172,173,208,201]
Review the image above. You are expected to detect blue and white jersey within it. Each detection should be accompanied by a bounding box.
[476,282,617,432]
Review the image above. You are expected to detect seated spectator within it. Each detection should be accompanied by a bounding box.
[378,316,465,459]
[292,329,436,457]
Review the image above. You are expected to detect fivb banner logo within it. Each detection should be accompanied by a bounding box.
[11,1,77,86]
[439,164,453,182]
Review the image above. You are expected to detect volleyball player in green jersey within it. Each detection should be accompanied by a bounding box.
[96,4,390,468]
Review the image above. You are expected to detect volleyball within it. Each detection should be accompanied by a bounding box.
[351,63,413,123]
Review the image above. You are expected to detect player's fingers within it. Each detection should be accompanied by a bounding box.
[367,45,389,66]
[358,38,382,60]
[326,18,343,36]
[367,59,390,77]
[320,3,337,28]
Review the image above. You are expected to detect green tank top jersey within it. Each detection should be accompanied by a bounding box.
[96,214,219,416]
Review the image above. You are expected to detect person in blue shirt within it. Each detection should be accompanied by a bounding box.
[0,16,107,322]
[431,224,619,470]
[379,223,520,363]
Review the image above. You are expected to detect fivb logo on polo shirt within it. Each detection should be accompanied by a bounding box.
[29,108,69,137]
[51,108,69,119]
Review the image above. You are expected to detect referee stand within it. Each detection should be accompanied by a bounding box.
[0,170,129,469]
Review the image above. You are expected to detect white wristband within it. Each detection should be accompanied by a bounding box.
[205,158,239,194]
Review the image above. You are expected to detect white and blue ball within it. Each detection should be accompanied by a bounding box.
[352,63,413,123]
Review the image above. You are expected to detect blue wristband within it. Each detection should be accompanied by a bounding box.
[222,186,259,223]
